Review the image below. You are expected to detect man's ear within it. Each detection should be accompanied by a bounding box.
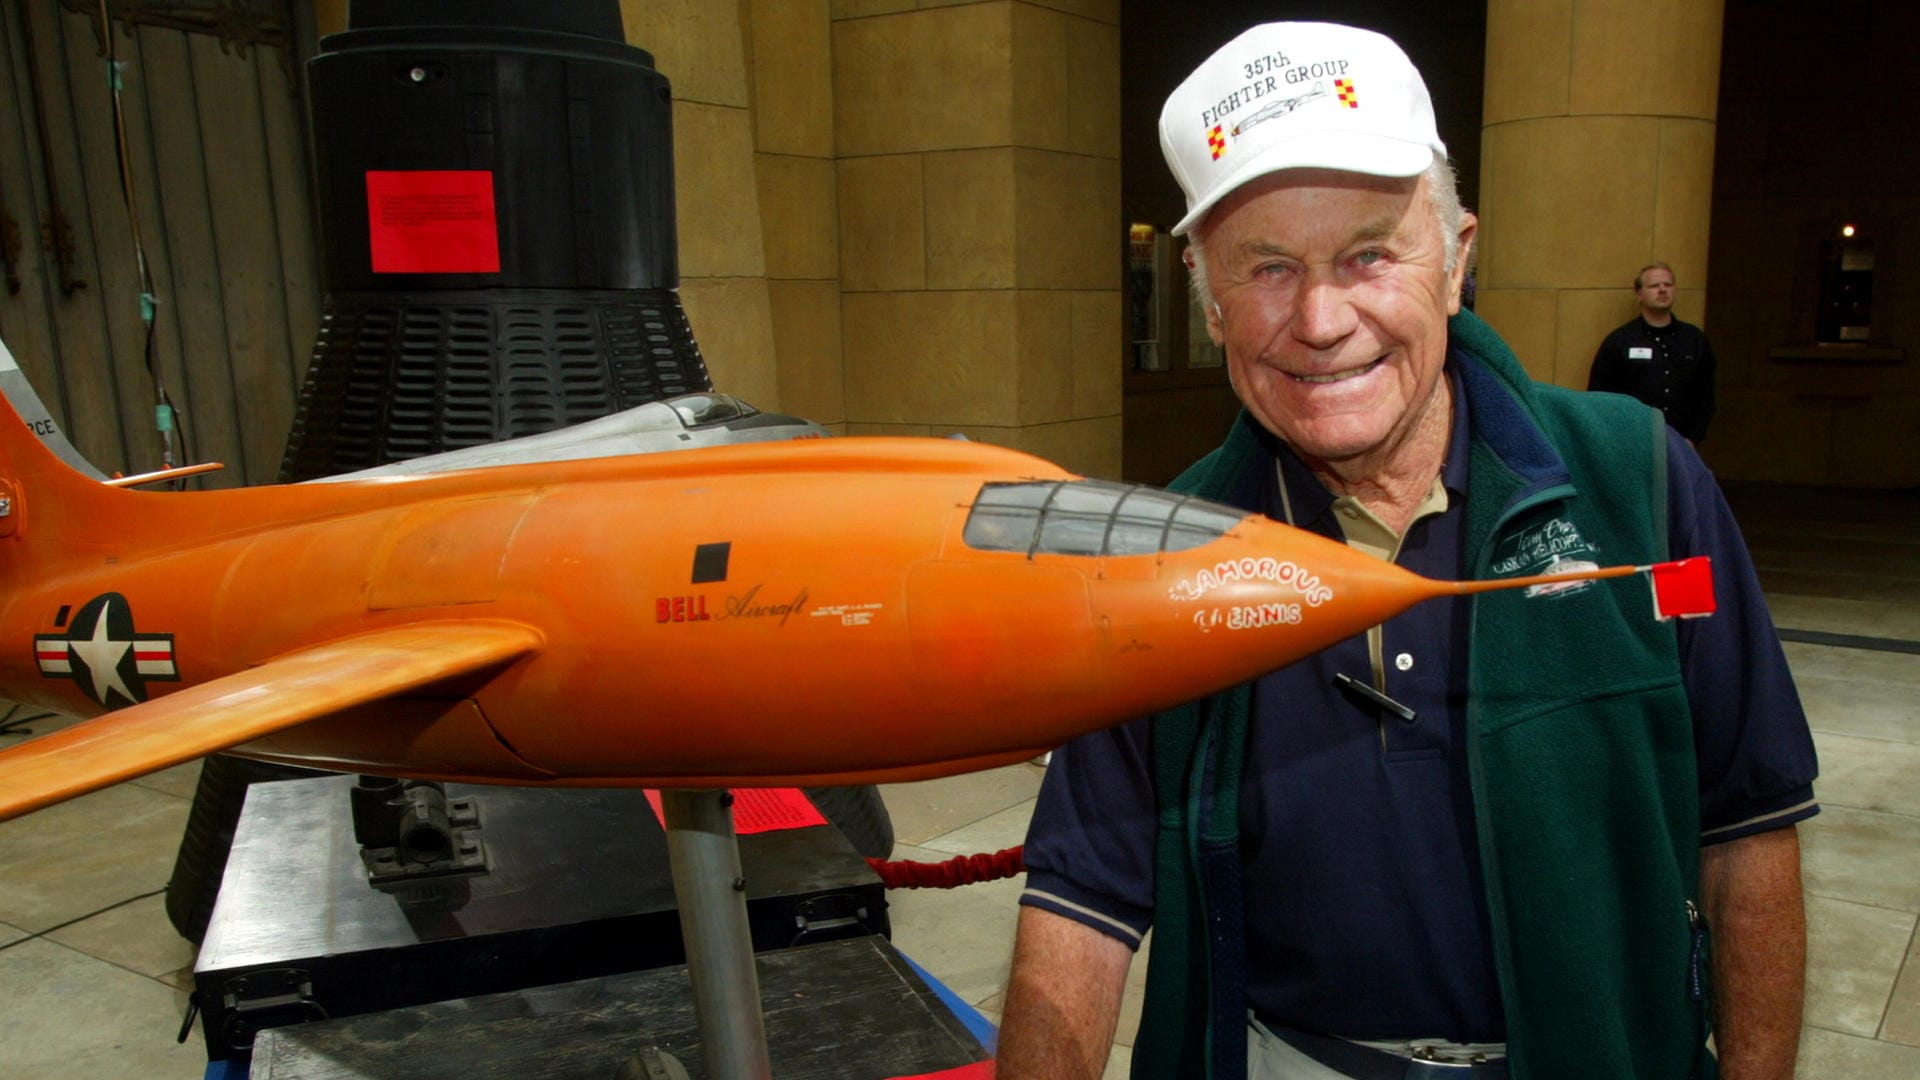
[1447,212,1479,315]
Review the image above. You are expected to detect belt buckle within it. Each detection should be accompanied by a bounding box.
[1404,1045,1481,1076]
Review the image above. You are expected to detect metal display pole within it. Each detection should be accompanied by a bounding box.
[659,789,774,1080]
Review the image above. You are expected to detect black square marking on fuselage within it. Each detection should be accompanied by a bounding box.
[691,542,731,584]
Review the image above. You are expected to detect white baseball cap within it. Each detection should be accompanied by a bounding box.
[1160,22,1447,236]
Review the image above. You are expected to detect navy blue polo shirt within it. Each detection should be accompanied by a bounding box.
[1020,368,1819,1042]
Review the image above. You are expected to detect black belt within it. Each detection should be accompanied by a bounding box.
[1272,1028,1508,1080]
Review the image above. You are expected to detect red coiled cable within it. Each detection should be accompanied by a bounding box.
[866,845,1025,889]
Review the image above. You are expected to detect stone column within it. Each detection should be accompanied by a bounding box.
[1475,0,1724,388]
[748,0,846,427]
[830,1,1123,478]
[623,0,781,407]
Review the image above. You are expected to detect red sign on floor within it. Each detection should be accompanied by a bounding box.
[887,1063,994,1079]
[365,170,501,274]
[643,788,829,834]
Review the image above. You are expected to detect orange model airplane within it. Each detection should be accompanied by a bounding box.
[0,340,1713,823]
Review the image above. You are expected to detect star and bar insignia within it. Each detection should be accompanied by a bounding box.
[34,592,178,708]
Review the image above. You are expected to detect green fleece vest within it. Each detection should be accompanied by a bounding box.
[1134,311,1715,1080]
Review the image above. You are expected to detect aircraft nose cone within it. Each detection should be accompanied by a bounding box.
[1165,551,1338,634]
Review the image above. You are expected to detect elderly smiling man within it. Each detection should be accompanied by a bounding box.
[996,22,1816,1080]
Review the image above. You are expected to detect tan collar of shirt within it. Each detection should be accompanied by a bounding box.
[1328,473,1451,564]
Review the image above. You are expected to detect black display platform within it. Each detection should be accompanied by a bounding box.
[194,776,888,1061]
[249,935,990,1079]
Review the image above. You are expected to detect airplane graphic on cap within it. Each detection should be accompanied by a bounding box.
[1230,82,1330,137]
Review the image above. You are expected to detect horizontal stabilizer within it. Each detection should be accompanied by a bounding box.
[0,620,543,822]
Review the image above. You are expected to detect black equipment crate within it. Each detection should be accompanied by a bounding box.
[250,935,990,1079]
[193,775,888,1061]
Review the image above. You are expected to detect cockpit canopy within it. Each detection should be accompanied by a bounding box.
[963,480,1245,557]
[667,393,758,428]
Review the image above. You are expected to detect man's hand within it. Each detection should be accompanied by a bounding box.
[996,906,1134,1080]
[1700,826,1806,1079]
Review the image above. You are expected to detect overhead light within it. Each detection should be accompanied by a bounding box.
[1841,224,1857,238]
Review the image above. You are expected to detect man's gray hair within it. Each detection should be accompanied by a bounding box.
[1186,152,1467,311]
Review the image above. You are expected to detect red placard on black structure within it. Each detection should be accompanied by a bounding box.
[366,170,501,273]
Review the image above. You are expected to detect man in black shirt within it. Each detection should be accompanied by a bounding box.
[1588,261,1717,443]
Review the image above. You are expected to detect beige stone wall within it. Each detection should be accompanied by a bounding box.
[831,0,1123,479]
[622,0,782,409]
[599,0,1125,476]
[748,0,847,429]
[1476,0,1724,389]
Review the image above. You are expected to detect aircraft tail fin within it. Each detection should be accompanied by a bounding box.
[0,336,109,481]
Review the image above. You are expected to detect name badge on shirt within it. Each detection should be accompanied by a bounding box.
[1628,346,1654,360]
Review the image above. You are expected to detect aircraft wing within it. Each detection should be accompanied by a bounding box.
[0,620,543,822]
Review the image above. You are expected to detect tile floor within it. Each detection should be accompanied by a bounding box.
[1,481,1915,1079]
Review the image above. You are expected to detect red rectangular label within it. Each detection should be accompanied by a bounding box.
[366,170,501,274]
